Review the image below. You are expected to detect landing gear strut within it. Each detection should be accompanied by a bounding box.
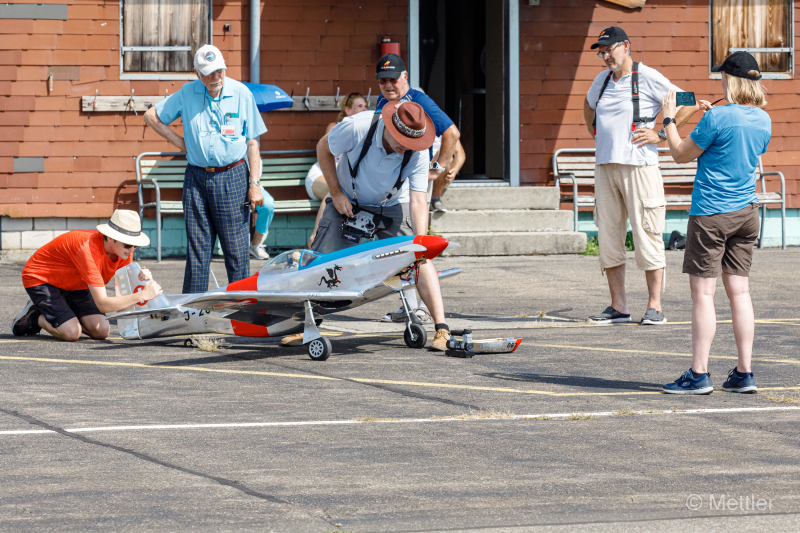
[399,285,427,349]
[302,300,332,361]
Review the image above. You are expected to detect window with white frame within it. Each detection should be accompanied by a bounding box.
[710,0,793,78]
[120,0,211,79]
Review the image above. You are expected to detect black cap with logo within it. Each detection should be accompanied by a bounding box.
[376,53,406,80]
[711,51,762,80]
[590,26,630,50]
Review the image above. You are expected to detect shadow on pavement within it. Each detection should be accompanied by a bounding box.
[478,372,661,391]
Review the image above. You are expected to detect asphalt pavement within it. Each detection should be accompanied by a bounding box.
[1,249,798,532]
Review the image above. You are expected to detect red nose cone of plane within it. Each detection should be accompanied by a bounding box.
[414,235,449,260]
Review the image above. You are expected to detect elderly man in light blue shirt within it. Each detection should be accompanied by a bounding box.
[144,44,267,293]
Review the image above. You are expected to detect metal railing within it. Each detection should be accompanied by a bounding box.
[135,149,317,262]
[552,147,786,249]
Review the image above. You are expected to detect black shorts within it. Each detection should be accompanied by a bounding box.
[25,284,103,328]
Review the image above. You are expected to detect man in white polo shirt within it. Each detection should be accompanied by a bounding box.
[583,26,698,326]
[306,101,452,351]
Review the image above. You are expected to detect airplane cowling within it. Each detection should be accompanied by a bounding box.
[414,235,448,260]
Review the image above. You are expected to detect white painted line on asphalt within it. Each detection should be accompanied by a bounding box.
[1,406,797,437]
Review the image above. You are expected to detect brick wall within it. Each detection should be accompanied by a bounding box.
[0,0,407,218]
[519,0,799,208]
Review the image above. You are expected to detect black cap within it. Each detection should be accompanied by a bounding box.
[376,53,406,80]
[590,26,630,50]
[711,51,762,80]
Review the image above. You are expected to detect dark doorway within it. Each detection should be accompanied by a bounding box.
[418,0,506,181]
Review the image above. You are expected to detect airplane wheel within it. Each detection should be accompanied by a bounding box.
[404,324,427,349]
[184,339,194,347]
[307,336,332,361]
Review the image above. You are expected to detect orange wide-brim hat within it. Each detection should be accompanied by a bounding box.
[380,100,436,152]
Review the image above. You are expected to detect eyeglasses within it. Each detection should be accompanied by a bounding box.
[123,243,135,250]
[597,42,624,59]
[378,78,398,86]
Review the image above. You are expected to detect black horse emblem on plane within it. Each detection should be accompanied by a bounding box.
[318,265,343,288]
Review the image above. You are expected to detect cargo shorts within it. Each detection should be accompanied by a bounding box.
[594,163,667,271]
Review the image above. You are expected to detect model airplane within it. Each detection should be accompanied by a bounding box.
[108,235,461,361]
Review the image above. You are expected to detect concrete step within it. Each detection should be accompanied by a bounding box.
[431,209,572,233]
[440,186,560,211]
[440,231,587,256]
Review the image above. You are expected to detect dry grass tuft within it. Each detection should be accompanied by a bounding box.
[763,391,800,404]
[428,410,516,421]
[567,413,593,420]
[515,313,530,318]
[354,416,398,423]
[452,409,516,420]
[537,309,546,318]
[612,409,639,417]
[192,337,225,352]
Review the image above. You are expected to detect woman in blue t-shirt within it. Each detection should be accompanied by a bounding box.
[658,52,771,395]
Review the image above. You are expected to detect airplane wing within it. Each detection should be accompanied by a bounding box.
[438,268,462,280]
[107,289,364,321]
[107,306,185,321]
[181,290,365,314]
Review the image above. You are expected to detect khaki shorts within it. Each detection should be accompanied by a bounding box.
[595,163,666,271]
[683,203,759,278]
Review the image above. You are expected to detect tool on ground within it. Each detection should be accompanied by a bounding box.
[445,329,523,358]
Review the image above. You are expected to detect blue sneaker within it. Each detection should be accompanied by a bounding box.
[722,368,757,394]
[662,369,714,395]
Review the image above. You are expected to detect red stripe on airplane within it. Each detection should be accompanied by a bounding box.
[231,321,270,337]
[226,274,258,291]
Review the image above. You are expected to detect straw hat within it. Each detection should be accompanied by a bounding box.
[96,210,150,247]
[380,100,435,152]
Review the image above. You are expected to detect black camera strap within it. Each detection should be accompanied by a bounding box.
[592,62,656,135]
[347,112,413,213]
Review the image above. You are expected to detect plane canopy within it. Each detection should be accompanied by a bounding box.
[259,249,321,275]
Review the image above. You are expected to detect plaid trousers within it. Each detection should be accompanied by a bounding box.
[182,163,250,293]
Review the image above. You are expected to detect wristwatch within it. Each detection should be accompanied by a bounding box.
[658,129,667,141]
[249,180,261,186]
[430,161,445,172]
[663,117,676,127]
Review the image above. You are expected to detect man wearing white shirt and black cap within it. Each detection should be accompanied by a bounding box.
[307,100,453,351]
[583,26,698,326]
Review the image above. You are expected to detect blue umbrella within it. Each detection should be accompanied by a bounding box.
[242,83,294,112]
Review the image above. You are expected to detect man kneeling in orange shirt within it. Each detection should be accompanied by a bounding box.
[12,210,163,342]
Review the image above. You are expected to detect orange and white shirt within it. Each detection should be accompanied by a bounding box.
[22,231,132,290]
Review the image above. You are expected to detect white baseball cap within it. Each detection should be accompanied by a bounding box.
[194,45,226,76]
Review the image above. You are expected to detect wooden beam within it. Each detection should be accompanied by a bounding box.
[81,95,164,113]
[272,95,380,112]
[81,95,381,113]
[603,0,646,8]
